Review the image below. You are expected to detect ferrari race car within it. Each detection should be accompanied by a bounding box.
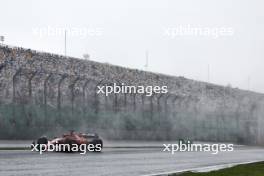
[31,131,103,153]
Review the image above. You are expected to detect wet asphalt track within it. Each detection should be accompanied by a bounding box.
[0,142,264,176]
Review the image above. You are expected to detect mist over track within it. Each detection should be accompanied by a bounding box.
[0,141,264,176]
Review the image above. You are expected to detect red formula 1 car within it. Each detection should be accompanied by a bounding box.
[31,131,103,152]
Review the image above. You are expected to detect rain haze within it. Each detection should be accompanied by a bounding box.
[0,0,264,92]
[1,1,264,176]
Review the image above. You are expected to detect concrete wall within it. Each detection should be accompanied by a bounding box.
[0,45,264,144]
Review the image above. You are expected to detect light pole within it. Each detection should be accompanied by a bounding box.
[207,64,210,82]
[64,30,67,56]
[248,76,250,91]
[144,50,148,70]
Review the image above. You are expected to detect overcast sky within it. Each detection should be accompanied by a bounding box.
[0,0,264,93]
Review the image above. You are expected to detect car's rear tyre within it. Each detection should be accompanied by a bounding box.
[36,136,48,150]
[91,139,103,152]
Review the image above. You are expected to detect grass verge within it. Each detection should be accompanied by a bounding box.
[170,162,264,176]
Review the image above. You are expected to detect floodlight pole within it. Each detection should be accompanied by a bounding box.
[248,76,250,91]
[145,50,148,70]
[64,30,67,56]
[207,64,210,82]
